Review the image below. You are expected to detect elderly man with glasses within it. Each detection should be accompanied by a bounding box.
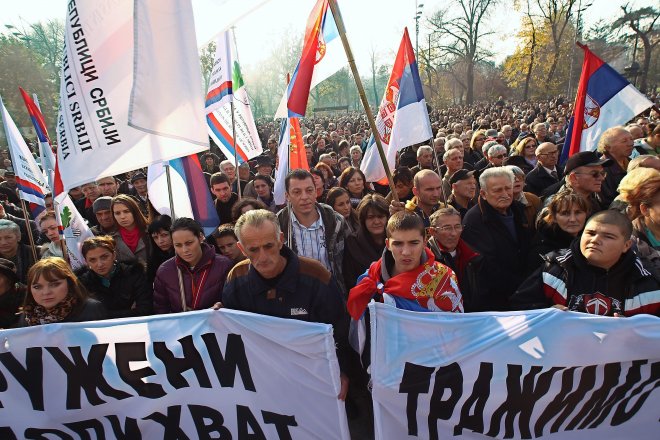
[524,142,564,196]
[554,151,614,213]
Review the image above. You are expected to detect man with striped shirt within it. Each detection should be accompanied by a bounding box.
[277,170,349,295]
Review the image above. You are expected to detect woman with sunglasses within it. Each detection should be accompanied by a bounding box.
[511,136,538,174]
[465,130,487,166]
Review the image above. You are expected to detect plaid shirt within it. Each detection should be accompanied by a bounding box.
[290,208,331,272]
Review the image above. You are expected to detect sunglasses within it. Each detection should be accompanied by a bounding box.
[574,170,607,178]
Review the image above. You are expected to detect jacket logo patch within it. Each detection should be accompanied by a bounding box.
[290,308,308,316]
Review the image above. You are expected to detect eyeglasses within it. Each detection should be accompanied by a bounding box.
[475,137,486,142]
[435,225,463,233]
[525,144,537,148]
[574,170,607,178]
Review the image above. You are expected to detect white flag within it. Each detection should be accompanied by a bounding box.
[53,193,94,270]
[146,162,194,219]
[57,0,208,191]
[205,31,233,114]
[0,96,48,208]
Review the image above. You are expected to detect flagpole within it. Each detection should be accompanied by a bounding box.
[433,148,448,205]
[19,199,39,262]
[164,162,176,220]
[327,0,398,202]
[32,94,48,174]
[52,198,71,266]
[231,100,242,199]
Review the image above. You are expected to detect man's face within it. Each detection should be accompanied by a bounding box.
[418,150,433,168]
[433,139,445,154]
[212,182,232,203]
[97,177,118,197]
[386,228,425,274]
[254,179,270,198]
[606,130,634,159]
[81,183,101,201]
[452,176,476,200]
[95,209,115,230]
[536,144,559,168]
[431,214,463,252]
[534,125,547,139]
[330,131,339,142]
[446,152,464,172]
[580,221,632,270]
[257,165,272,176]
[132,178,147,196]
[215,235,243,261]
[488,151,505,166]
[503,127,512,137]
[413,173,443,207]
[637,118,650,134]
[317,138,326,151]
[237,223,284,279]
[5,175,16,186]
[0,230,19,258]
[570,165,606,194]
[355,133,364,144]
[286,177,316,216]
[221,163,236,181]
[480,176,513,212]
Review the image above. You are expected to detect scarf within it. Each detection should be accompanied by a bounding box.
[119,227,141,253]
[23,294,79,326]
[347,248,463,320]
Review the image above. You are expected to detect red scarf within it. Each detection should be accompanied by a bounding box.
[119,227,141,253]
[347,248,463,320]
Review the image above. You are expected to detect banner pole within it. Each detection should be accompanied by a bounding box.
[164,162,176,220]
[327,0,398,202]
[433,148,448,206]
[20,199,39,262]
[231,100,242,199]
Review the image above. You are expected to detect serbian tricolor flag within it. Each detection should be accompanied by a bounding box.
[205,32,233,113]
[0,95,48,217]
[274,0,344,118]
[147,155,220,236]
[19,88,56,190]
[560,43,653,163]
[274,117,309,205]
[360,28,432,183]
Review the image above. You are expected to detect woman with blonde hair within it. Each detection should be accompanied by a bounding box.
[20,257,106,326]
[618,167,660,271]
[465,129,487,165]
[511,136,538,173]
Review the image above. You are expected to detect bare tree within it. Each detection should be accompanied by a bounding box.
[427,0,498,104]
[611,5,660,93]
[523,0,538,100]
[535,0,578,86]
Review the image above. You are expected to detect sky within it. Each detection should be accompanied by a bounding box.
[2,0,656,75]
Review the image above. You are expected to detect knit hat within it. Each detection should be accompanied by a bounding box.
[0,258,18,284]
[93,196,113,214]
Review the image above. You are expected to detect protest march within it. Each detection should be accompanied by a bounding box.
[0,0,658,438]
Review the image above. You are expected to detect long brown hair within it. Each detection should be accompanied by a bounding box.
[111,194,148,234]
[24,257,88,308]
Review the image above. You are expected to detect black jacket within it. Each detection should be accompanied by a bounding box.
[343,228,384,292]
[461,197,532,311]
[526,222,577,274]
[599,153,626,208]
[524,164,563,196]
[222,245,349,371]
[512,240,660,317]
[0,285,25,328]
[77,261,153,319]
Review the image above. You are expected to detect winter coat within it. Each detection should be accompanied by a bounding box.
[77,261,153,319]
[527,221,578,274]
[524,164,564,197]
[343,228,384,292]
[111,230,150,268]
[153,243,231,313]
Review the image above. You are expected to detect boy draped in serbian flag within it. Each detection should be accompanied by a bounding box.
[347,211,463,363]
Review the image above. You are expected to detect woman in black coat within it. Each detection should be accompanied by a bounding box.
[343,194,389,291]
[20,257,106,326]
[527,190,590,274]
[78,236,153,318]
[146,215,174,285]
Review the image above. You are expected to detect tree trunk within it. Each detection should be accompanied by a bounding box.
[523,28,537,100]
[546,41,560,86]
[466,61,475,105]
[639,34,651,93]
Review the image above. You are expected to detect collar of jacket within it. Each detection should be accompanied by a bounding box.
[476,195,528,228]
[282,202,339,247]
[247,245,299,296]
[175,243,216,273]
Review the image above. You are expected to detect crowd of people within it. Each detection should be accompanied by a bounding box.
[0,96,659,439]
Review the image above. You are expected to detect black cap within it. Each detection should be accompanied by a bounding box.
[131,172,147,183]
[449,169,475,185]
[0,258,18,284]
[256,156,273,167]
[564,151,613,175]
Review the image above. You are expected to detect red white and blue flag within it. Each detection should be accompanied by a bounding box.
[275,0,344,118]
[360,28,432,183]
[147,155,220,236]
[0,95,48,217]
[19,88,56,191]
[561,43,653,163]
[205,32,233,113]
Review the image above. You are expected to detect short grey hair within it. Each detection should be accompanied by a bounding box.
[417,145,433,158]
[487,145,507,158]
[506,165,525,177]
[479,167,514,189]
[349,145,362,155]
[445,138,463,150]
[220,160,235,170]
[234,209,282,243]
[443,148,462,161]
[429,206,461,226]
[482,140,499,155]
[0,219,21,240]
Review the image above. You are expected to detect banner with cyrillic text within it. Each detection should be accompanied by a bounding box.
[369,303,659,439]
[0,309,349,439]
[57,0,208,190]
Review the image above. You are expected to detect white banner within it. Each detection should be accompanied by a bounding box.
[369,303,660,440]
[57,0,208,191]
[53,193,95,270]
[0,309,349,439]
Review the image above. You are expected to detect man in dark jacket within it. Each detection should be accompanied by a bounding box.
[512,210,660,316]
[428,207,484,312]
[462,167,532,311]
[524,142,563,196]
[597,126,633,208]
[222,209,349,399]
